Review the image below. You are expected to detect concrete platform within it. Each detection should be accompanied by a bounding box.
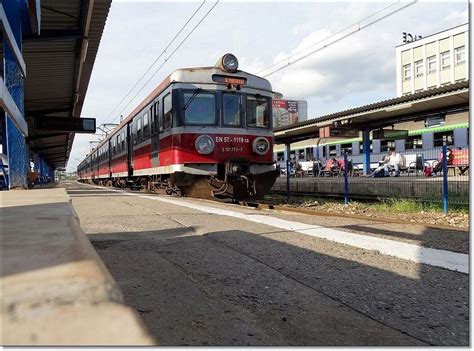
[1,188,154,345]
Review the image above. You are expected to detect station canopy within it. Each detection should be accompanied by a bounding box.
[19,0,111,168]
[274,80,469,144]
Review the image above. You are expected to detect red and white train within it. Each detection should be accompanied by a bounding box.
[77,54,279,199]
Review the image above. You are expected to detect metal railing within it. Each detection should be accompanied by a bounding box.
[275,146,469,212]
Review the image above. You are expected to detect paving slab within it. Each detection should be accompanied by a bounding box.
[1,188,154,345]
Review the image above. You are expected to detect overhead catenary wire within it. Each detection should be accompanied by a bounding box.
[101,0,207,125]
[256,1,401,76]
[261,1,418,78]
[112,0,220,124]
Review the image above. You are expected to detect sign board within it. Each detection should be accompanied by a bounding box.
[319,126,359,138]
[402,32,422,43]
[35,117,96,133]
[273,99,299,128]
[372,129,409,140]
[212,74,247,85]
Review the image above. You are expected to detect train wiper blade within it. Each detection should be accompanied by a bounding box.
[184,88,202,111]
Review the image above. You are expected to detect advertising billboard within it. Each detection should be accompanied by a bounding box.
[272,99,299,128]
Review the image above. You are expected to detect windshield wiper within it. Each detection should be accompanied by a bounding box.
[184,88,202,111]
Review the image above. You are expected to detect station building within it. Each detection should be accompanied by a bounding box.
[273,24,469,174]
[396,23,468,96]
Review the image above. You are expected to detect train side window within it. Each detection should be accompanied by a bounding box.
[115,135,119,153]
[380,140,395,153]
[329,145,337,157]
[155,101,162,132]
[434,131,454,147]
[121,131,125,150]
[305,147,314,160]
[150,106,154,135]
[405,136,423,149]
[143,113,149,138]
[163,93,172,130]
[136,117,142,142]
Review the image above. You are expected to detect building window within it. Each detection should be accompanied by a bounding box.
[415,60,424,77]
[427,56,436,74]
[440,51,450,70]
[454,46,465,66]
[403,63,412,81]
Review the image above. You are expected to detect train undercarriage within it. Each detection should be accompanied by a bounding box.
[86,161,279,200]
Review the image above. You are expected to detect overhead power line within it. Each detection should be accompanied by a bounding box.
[102,0,207,125]
[261,1,418,78]
[257,1,401,76]
[113,0,220,123]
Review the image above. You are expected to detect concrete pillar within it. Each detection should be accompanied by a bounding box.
[362,128,371,175]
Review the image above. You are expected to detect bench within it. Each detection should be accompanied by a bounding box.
[450,149,469,176]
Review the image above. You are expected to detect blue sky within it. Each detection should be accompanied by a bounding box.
[68,0,468,171]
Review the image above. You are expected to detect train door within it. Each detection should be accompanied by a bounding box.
[127,124,134,177]
[151,101,160,167]
[107,140,112,178]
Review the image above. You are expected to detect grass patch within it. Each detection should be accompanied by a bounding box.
[372,199,468,214]
[264,194,468,215]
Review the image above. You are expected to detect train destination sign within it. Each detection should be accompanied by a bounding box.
[372,129,409,140]
[212,74,247,85]
[34,116,96,133]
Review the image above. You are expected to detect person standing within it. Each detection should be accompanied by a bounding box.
[388,148,402,177]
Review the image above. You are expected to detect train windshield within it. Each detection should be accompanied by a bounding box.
[223,93,241,126]
[246,95,270,128]
[184,91,216,125]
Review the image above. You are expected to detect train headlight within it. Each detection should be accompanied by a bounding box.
[195,135,215,155]
[222,53,239,72]
[252,137,270,155]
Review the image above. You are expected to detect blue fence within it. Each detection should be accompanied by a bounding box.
[274,146,469,212]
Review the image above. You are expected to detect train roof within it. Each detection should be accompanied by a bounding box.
[89,65,272,154]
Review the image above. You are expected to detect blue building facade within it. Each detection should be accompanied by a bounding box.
[1,0,53,189]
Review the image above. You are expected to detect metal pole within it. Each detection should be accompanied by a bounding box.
[344,152,349,204]
[363,128,371,175]
[442,143,448,213]
[285,143,291,201]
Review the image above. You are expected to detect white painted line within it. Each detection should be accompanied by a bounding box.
[77,183,469,274]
